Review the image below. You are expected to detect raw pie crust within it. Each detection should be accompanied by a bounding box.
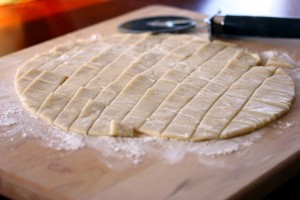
[15,33,295,141]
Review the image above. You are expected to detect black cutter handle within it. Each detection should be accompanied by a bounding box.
[211,15,300,38]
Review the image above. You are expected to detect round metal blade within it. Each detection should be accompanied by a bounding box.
[118,16,196,33]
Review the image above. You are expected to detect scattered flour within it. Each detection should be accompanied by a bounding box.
[271,120,296,129]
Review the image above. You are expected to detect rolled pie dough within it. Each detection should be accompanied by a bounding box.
[15,33,295,141]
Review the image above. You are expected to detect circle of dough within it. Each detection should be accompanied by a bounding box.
[14,33,295,141]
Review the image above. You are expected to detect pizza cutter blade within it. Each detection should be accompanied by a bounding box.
[118,16,197,33]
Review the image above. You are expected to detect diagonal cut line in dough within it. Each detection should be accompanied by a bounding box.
[121,42,232,131]
[51,34,169,132]
[35,34,151,117]
[139,47,243,139]
[145,50,260,139]
[69,35,193,134]
[82,34,167,90]
[18,36,123,116]
[59,34,150,85]
[38,42,98,72]
[221,68,295,138]
[94,34,194,95]
[16,41,80,79]
[16,34,130,96]
[190,66,277,141]
[88,38,209,135]
[186,52,261,140]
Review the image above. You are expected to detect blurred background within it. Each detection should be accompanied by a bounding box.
[0,0,300,199]
[1,0,300,56]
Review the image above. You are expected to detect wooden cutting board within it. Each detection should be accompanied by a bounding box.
[1,5,300,200]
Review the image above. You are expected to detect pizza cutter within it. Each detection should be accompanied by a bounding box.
[119,14,300,40]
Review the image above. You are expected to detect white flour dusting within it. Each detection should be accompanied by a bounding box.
[271,120,296,129]
[0,53,297,168]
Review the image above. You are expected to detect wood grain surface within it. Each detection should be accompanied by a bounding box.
[1,5,300,200]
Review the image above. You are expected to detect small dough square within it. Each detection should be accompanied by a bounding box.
[110,120,134,137]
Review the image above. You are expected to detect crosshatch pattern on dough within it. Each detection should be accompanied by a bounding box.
[15,33,295,141]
